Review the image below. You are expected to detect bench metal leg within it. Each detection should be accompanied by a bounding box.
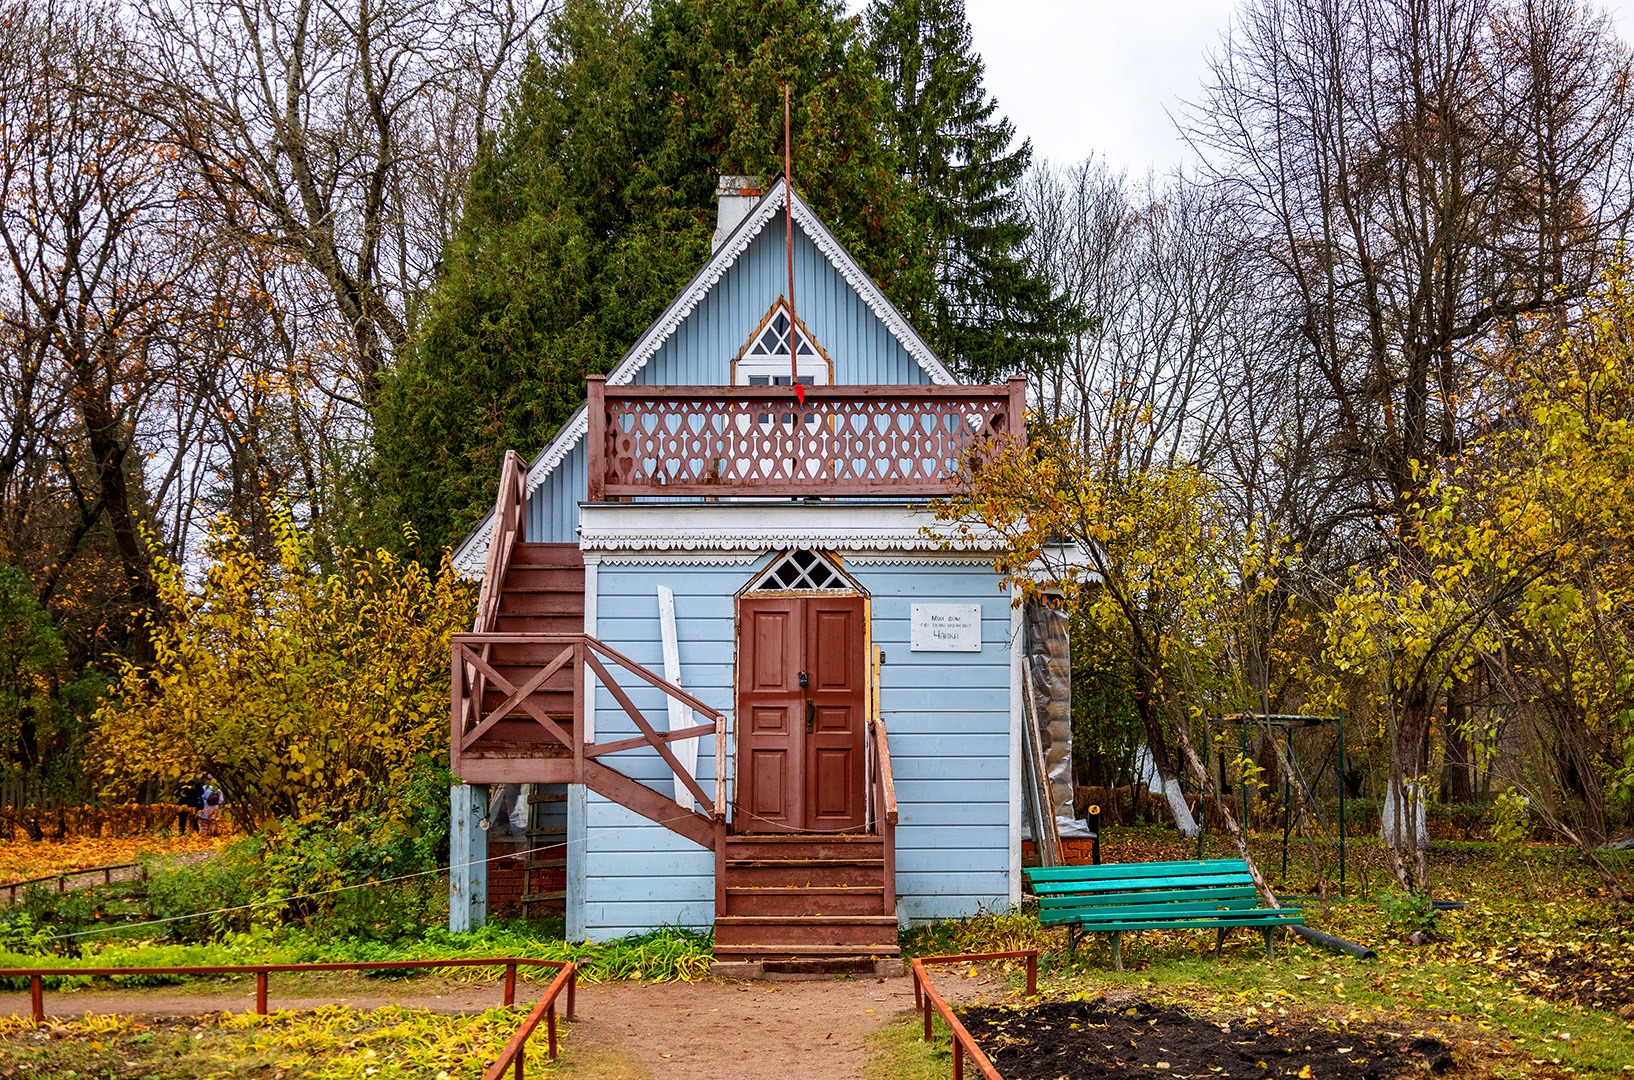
[1215,927,1226,956]
[1066,925,1079,961]
[1110,931,1122,972]
[1262,926,1275,960]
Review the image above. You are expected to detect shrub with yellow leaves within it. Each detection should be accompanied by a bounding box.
[93,504,474,832]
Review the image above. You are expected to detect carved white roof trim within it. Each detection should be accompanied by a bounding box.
[577,502,1002,555]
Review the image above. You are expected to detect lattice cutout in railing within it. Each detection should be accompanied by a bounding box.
[600,389,1017,496]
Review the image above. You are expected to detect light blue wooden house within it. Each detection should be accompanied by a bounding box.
[448,177,1033,966]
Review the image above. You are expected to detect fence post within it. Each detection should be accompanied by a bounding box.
[30,974,42,1022]
[256,970,268,1015]
[1026,952,1037,996]
[953,1041,964,1080]
[586,374,607,502]
[922,993,933,1041]
[504,963,516,1006]
[566,966,577,1021]
[513,1042,525,1080]
[547,1002,559,1059]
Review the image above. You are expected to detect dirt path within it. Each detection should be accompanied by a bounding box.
[554,973,1005,1080]
[0,969,1017,1079]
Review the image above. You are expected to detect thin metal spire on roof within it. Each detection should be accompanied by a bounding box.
[783,84,804,405]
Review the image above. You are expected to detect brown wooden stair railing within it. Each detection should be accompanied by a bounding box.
[870,715,898,913]
[452,632,728,851]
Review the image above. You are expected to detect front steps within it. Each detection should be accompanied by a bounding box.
[712,833,899,965]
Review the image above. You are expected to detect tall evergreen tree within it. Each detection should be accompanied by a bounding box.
[375,0,921,557]
[866,0,1074,380]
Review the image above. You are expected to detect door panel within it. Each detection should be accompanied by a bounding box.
[803,598,867,831]
[736,599,803,830]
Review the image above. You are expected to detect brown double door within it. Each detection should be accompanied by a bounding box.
[736,595,868,833]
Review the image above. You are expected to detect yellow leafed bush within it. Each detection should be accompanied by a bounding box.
[94,506,474,830]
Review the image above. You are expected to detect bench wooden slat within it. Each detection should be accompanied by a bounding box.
[1042,899,1265,923]
[1026,859,1244,882]
[1038,886,1259,911]
[1072,911,1305,932]
[1031,873,1254,895]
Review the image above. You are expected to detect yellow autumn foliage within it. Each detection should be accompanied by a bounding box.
[95,505,475,826]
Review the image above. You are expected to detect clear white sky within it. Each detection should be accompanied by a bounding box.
[845,1,1634,176]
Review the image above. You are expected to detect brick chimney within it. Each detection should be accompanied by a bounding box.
[713,175,764,252]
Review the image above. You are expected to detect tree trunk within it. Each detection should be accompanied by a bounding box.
[1135,677,1199,838]
[1385,687,1434,894]
[1441,680,1474,804]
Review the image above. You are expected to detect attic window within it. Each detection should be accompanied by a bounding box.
[734,300,831,386]
[746,550,855,592]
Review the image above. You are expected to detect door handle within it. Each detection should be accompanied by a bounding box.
[806,699,816,733]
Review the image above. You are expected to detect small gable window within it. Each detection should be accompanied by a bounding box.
[744,550,860,593]
[734,299,831,386]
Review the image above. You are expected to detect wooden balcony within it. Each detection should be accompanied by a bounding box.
[586,375,1026,500]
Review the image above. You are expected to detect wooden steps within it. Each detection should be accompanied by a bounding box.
[475,543,586,750]
[714,834,898,961]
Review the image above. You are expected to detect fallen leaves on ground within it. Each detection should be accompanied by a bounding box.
[0,833,228,884]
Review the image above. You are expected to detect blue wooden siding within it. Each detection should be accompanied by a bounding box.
[524,440,586,544]
[858,562,1013,922]
[572,555,1012,940]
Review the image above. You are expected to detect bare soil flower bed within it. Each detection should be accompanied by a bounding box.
[959,998,1456,1080]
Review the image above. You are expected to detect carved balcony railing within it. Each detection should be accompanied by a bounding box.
[586,375,1026,500]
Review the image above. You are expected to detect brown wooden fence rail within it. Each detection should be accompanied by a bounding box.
[0,954,578,1026]
[482,961,578,1080]
[587,376,1027,499]
[2,862,142,902]
[909,951,1039,1080]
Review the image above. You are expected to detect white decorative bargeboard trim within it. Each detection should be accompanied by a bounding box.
[846,554,996,566]
[787,192,954,386]
[577,502,1001,556]
[597,552,762,566]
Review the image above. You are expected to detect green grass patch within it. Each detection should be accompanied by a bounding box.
[863,1014,953,1080]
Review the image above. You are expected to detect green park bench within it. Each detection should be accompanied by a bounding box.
[1025,858,1304,970]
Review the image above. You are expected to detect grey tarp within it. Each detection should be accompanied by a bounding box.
[1023,602,1090,842]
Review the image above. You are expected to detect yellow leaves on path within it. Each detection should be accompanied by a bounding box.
[0,831,228,883]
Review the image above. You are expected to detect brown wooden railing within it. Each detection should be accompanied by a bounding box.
[452,632,727,850]
[586,376,1026,499]
[870,716,898,906]
[910,951,1039,1080]
[483,961,579,1080]
[2,957,576,1035]
[475,449,528,634]
[3,862,141,902]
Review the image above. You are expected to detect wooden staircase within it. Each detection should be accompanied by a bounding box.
[712,834,900,963]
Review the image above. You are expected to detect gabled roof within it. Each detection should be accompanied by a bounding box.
[453,179,954,574]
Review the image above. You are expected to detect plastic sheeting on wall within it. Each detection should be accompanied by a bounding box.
[1023,602,1091,840]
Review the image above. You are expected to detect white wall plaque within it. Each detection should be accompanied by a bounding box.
[910,603,983,652]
